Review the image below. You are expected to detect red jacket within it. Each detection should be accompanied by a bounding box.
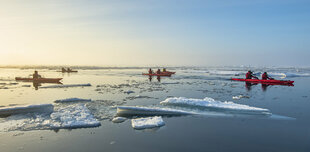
[246,72,252,79]
[262,73,268,80]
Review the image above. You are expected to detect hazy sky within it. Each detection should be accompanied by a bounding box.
[0,0,309,66]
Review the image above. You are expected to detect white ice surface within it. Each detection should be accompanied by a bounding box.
[131,116,165,129]
[269,72,310,78]
[50,104,100,128]
[160,97,269,112]
[232,95,249,100]
[0,104,54,116]
[112,117,127,123]
[40,83,91,88]
[55,98,91,103]
[0,104,100,131]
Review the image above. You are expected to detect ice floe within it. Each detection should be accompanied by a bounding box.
[112,117,127,123]
[0,104,54,117]
[269,72,310,78]
[40,83,91,88]
[232,95,250,100]
[117,106,193,116]
[50,104,100,129]
[54,98,92,103]
[131,116,165,130]
[0,104,100,131]
[123,90,135,94]
[160,97,269,113]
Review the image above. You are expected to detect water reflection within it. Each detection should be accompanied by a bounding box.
[148,76,161,82]
[245,82,294,91]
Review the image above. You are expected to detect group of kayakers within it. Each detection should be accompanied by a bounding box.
[62,67,74,72]
[148,68,167,74]
[246,71,273,80]
[31,67,76,79]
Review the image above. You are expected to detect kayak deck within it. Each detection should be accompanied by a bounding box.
[15,77,63,83]
[231,78,294,85]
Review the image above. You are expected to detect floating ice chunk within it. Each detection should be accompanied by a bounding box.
[112,117,127,123]
[117,106,193,116]
[283,72,310,77]
[0,104,100,131]
[131,116,165,129]
[125,95,152,100]
[40,83,91,88]
[268,72,310,78]
[232,95,250,100]
[160,97,269,113]
[54,98,91,103]
[0,104,54,117]
[50,104,100,129]
[123,90,135,94]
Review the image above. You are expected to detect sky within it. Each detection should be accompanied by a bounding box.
[0,0,309,66]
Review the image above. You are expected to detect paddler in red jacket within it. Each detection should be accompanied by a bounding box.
[245,71,258,79]
[261,72,273,80]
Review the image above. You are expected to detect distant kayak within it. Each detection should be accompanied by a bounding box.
[15,77,62,83]
[231,78,294,85]
[57,71,78,73]
[142,73,172,76]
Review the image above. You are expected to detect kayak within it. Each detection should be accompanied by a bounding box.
[231,78,294,85]
[162,71,176,74]
[142,73,172,76]
[15,77,63,83]
[57,71,78,73]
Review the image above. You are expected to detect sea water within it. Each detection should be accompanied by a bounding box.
[0,66,310,152]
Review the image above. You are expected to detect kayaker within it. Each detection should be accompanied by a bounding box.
[61,68,66,72]
[163,68,166,72]
[148,68,153,74]
[33,71,41,79]
[262,72,273,80]
[245,71,258,79]
[67,68,72,72]
[156,69,161,74]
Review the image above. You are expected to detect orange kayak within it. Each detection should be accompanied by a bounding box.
[15,77,62,83]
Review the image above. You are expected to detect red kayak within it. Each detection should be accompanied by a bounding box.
[231,78,294,85]
[162,71,176,74]
[15,77,63,83]
[142,73,172,76]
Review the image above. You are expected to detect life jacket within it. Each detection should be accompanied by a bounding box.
[262,73,268,80]
[246,72,252,79]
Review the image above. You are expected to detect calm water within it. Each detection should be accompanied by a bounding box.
[0,66,310,152]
